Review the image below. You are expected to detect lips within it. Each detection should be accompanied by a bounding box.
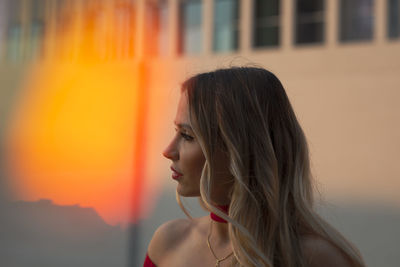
[170,166,183,180]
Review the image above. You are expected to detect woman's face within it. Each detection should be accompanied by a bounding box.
[163,92,205,197]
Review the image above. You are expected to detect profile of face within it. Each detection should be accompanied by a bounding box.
[163,92,206,197]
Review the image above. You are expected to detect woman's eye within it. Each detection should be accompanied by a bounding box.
[180,132,194,141]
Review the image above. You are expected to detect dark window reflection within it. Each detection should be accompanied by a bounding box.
[388,0,400,39]
[0,0,9,60]
[145,0,169,57]
[113,0,136,59]
[340,0,374,42]
[178,0,202,55]
[29,0,46,60]
[295,0,325,45]
[7,0,23,61]
[55,0,71,35]
[213,0,239,52]
[253,0,280,48]
[158,1,169,55]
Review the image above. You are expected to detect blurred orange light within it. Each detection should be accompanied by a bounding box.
[5,62,141,226]
[3,1,167,226]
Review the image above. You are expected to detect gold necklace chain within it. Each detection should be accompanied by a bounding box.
[206,220,233,267]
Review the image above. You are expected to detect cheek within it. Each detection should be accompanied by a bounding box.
[183,147,205,176]
[193,153,206,176]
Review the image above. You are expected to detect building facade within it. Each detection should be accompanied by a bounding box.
[0,0,399,61]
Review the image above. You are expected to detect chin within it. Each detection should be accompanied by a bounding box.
[177,186,200,197]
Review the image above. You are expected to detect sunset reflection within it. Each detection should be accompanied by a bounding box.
[2,0,158,226]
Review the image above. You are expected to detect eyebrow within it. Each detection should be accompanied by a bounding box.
[174,122,193,130]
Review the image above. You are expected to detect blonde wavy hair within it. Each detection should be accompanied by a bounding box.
[176,67,364,267]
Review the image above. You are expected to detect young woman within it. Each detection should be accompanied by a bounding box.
[143,67,365,267]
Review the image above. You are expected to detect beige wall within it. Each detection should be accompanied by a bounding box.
[139,0,400,207]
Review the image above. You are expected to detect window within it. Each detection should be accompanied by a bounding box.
[7,0,22,61]
[340,0,374,42]
[295,0,324,44]
[388,0,400,38]
[158,1,169,55]
[145,0,169,56]
[29,0,46,60]
[0,0,7,60]
[253,0,280,47]
[178,0,202,55]
[113,0,136,59]
[55,0,71,35]
[54,0,73,58]
[213,0,239,52]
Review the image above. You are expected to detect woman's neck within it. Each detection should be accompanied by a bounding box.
[209,204,230,242]
[211,219,230,243]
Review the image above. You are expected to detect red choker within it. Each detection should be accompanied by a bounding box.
[210,205,229,223]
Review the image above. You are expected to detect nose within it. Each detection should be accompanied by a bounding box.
[162,140,179,160]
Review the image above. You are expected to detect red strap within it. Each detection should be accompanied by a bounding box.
[143,253,157,267]
[210,204,229,223]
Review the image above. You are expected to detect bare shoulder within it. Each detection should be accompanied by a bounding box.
[147,218,195,263]
[301,235,355,267]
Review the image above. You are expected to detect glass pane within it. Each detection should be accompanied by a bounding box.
[7,25,21,61]
[213,0,239,52]
[7,0,22,61]
[296,22,324,44]
[295,0,324,44]
[388,0,400,38]
[254,26,279,47]
[145,0,169,57]
[340,0,374,42]
[8,0,21,24]
[297,0,323,13]
[255,0,279,17]
[0,1,6,59]
[253,0,280,47]
[179,0,202,55]
[29,0,46,60]
[159,1,169,55]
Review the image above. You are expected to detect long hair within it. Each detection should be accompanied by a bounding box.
[178,67,364,267]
